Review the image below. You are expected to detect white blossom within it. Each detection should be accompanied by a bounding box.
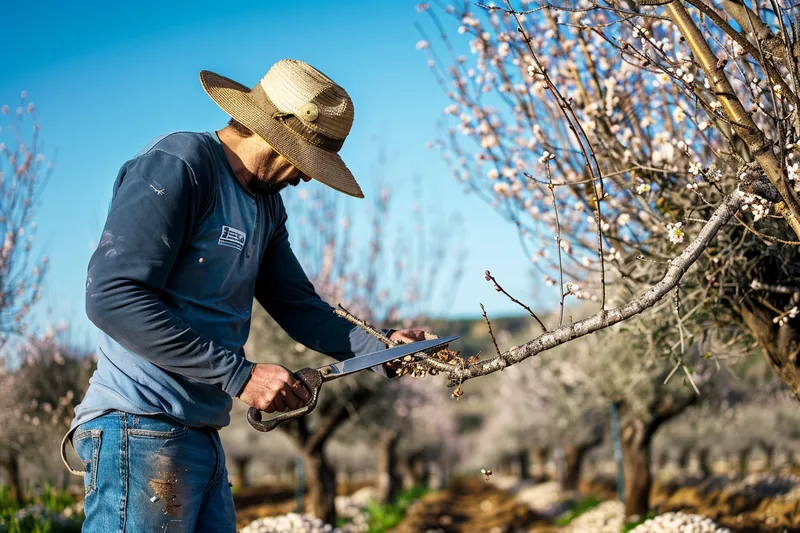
[666,222,684,245]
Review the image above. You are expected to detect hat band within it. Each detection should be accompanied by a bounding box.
[250,83,345,153]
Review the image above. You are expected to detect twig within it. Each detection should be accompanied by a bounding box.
[682,364,701,395]
[335,305,394,346]
[480,303,503,360]
[334,304,455,374]
[545,163,567,326]
[484,270,547,332]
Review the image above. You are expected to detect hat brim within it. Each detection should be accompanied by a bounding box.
[199,70,364,199]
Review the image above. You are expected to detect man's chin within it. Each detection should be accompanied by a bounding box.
[251,182,287,196]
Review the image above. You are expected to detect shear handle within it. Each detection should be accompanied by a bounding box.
[247,367,323,432]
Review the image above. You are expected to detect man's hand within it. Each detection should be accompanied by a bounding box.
[389,329,434,345]
[237,364,311,414]
[383,329,443,376]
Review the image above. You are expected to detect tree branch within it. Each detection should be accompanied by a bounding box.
[444,190,746,387]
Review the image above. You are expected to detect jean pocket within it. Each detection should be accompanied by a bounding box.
[127,414,189,439]
[73,429,102,497]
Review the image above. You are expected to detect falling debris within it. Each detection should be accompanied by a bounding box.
[150,495,160,503]
[480,468,492,481]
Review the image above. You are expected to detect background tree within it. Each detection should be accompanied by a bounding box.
[0,92,71,504]
[0,328,94,504]
[229,169,463,524]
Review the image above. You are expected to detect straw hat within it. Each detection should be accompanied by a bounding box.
[199,59,363,198]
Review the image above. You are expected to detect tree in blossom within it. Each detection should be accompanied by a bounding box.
[0,92,72,503]
[0,92,49,343]
[405,0,800,403]
[0,329,95,504]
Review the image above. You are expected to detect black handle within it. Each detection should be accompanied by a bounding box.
[247,367,323,432]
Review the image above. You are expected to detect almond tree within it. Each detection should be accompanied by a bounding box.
[0,329,94,504]
[406,0,800,401]
[474,337,607,491]
[508,306,734,519]
[0,92,60,503]
[0,92,48,344]
[338,367,463,503]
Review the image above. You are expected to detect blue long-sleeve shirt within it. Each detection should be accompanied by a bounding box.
[71,131,389,430]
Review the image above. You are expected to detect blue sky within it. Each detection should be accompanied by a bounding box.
[1,0,543,340]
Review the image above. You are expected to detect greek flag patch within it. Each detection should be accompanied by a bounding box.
[218,226,246,250]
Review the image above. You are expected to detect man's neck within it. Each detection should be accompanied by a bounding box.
[216,128,253,190]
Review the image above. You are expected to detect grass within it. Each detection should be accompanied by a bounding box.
[621,511,657,532]
[336,485,429,533]
[0,485,82,533]
[553,495,603,526]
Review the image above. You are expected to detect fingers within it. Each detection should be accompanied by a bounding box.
[291,380,312,404]
[281,384,306,411]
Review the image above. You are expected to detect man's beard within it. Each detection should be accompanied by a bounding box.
[247,153,290,196]
[248,176,287,196]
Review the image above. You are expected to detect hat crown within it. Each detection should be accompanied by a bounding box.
[260,59,354,141]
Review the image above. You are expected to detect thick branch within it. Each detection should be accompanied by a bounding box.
[682,0,797,103]
[662,0,800,239]
[445,190,745,387]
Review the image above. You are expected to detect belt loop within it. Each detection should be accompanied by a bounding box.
[60,428,86,476]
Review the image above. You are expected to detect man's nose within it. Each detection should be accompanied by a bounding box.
[301,173,312,182]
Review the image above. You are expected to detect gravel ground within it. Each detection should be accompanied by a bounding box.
[562,500,625,533]
[239,487,376,533]
[628,512,732,533]
[239,513,342,533]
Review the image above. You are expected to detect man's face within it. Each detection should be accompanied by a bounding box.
[248,146,312,196]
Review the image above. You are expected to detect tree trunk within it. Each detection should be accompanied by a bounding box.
[398,452,415,489]
[411,455,430,487]
[620,418,651,521]
[698,448,712,478]
[656,450,670,470]
[516,449,530,480]
[1,455,24,506]
[678,446,691,471]
[531,447,550,481]
[738,449,750,475]
[301,449,337,525]
[376,431,401,504]
[762,444,775,471]
[561,444,585,491]
[740,300,800,398]
[232,456,251,489]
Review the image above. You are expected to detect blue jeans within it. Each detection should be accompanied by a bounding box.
[70,411,236,533]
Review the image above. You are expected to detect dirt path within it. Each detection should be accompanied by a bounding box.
[387,478,550,533]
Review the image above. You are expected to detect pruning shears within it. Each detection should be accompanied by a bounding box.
[247,335,459,432]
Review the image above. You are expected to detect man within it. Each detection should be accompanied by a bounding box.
[61,59,432,532]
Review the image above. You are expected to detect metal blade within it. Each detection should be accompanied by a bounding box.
[317,335,459,380]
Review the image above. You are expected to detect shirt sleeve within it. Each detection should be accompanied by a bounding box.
[85,149,255,397]
[254,209,391,373]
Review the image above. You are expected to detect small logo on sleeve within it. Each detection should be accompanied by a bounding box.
[218,226,247,250]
